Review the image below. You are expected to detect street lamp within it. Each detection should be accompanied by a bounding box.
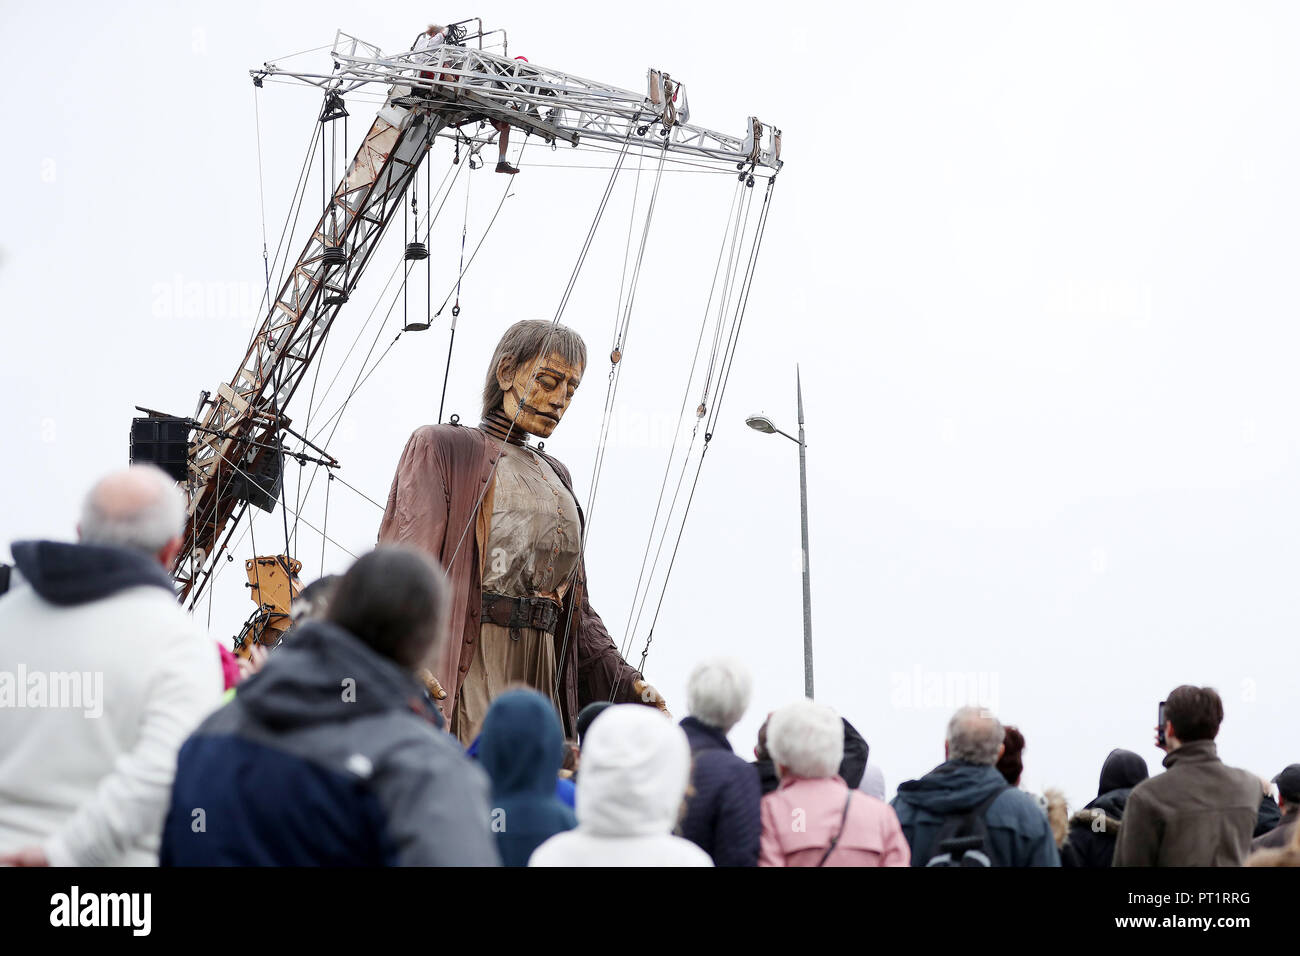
[746,365,814,699]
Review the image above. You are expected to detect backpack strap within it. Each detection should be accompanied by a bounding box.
[816,789,854,867]
[970,784,1009,821]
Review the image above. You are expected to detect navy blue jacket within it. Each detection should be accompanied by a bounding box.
[677,717,761,867]
[160,621,499,866]
[478,690,577,867]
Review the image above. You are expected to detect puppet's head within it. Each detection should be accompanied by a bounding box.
[481,320,586,439]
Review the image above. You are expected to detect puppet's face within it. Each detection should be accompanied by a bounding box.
[497,351,583,438]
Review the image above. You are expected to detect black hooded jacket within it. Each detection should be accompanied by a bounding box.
[1061,749,1149,868]
[753,717,870,794]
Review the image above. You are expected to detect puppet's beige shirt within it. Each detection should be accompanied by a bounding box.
[453,442,582,741]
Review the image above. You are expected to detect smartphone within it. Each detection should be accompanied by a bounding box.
[1156,700,1167,747]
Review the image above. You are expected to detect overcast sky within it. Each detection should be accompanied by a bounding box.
[3,1,1299,810]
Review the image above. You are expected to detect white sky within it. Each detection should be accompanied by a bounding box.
[2,1,1299,811]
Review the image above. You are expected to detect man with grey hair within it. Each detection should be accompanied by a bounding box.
[0,465,223,866]
[891,706,1059,866]
[677,657,762,865]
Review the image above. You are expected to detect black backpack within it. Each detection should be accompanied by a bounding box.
[924,786,1009,867]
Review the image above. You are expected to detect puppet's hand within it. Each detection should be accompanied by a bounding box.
[418,669,448,700]
[633,679,670,717]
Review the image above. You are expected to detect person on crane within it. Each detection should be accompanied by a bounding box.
[412,23,449,60]
[411,24,518,174]
[492,120,519,175]
[411,23,449,94]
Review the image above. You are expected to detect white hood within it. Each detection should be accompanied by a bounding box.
[576,704,690,838]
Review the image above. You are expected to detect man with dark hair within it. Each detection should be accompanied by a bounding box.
[160,546,500,866]
[379,319,665,744]
[1253,764,1300,852]
[1114,685,1266,867]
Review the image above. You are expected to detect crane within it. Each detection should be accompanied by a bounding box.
[138,22,783,648]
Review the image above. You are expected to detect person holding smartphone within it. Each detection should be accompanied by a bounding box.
[1113,685,1267,866]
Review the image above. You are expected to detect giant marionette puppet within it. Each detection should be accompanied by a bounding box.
[378,319,666,742]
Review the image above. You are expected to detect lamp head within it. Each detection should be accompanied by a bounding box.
[745,415,777,434]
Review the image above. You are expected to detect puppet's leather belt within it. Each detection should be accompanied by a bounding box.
[481,592,562,641]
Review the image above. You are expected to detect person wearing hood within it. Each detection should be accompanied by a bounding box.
[478,689,577,866]
[1061,749,1149,868]
[859,764,887,801]
[891,706,1060,867]
[529,704,711,866]
[759,700,910,867]
[753,713,869,794]
[576,699,614,744]
[0,466,224,867]
[677,658,762,866]
[160,546,500,866]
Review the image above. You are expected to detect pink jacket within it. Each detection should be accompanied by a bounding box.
[759,775,911,867]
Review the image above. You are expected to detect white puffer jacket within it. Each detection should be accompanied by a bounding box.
[529,704,712,867]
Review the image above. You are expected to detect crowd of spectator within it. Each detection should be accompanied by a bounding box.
[1,465,1296,868]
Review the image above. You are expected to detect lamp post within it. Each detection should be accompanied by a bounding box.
[745,365,813,699]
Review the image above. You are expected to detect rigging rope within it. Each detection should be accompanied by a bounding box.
[430,138,521,319]
[443,120,641,572]
[550,141,669,695]
[215,447,357,559]
[320,472,331,576]
[613,146,646,349]
[308,144,521,448]
[250,85,294,562]
[285,151,464,545]
[581,143,668,539]
[610,194,752,691]
[240,110,323,361]
[453,153,473,317]
[629,177,778,676]
[300,152,463,434]
[612,178,744,665]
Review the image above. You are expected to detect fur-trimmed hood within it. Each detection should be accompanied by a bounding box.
[1069,807,1123,835]
[1043,787,1069,848]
